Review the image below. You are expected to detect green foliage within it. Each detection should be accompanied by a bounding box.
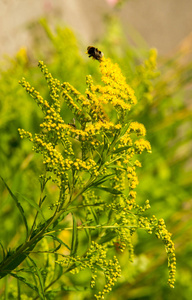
[0,19,192,299]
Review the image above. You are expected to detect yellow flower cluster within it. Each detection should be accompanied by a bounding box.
[18,52,175,292]
[93,58,137,123]
[99,58,137,106]
[147,216,176,288]
[134,139,152,154]
[128,121,146,136]
[127,166,139,189]
[156,218,176,288]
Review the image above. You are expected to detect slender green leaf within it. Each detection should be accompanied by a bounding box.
[94,186,123,195]
[46,234,70,250]
[80,219,91,248]
[70,214,78,256]
[18,194,45,221]
[10,273,39,292]
[90,207,99,225]
[120,121,132,137]
[60,284,89,291]
[0,242,6,260]
[26,259,38,287]
[107,164,126,170]
[112,145,131,154]
[51,211,69,230]
[53,243,62,252]
[0,176,28,238]
[98,231,117,244]
[91,174,114,187]
[28,257,45,298]
[54,263,63,281]
[17,276,21,300]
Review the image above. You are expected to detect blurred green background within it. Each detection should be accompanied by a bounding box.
[0,3,192,299]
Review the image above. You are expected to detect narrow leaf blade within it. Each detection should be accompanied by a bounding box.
[70,214,78,256]
[0,176,28,238]
[94,186,123,195]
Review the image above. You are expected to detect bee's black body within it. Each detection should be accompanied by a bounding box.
[87,46,104,62]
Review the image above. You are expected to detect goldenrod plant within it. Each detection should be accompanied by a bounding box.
[0,48,176,299]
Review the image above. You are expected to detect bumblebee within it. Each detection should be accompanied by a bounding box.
[86,46,104,62]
